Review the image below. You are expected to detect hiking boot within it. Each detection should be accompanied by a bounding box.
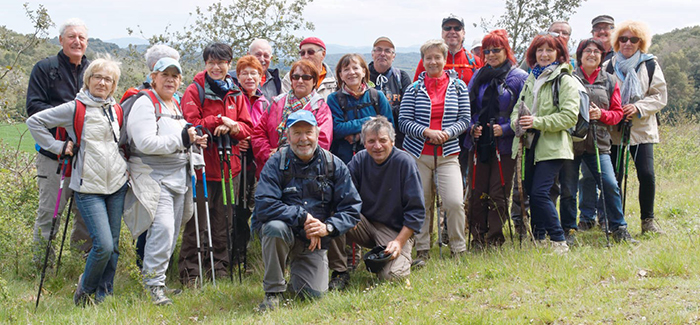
[613,226,640,244]
[73,273,92,307]
[451,250,466,259]
[641,218,664,235]
[164,286,182,296]
[535,239,548,248]
[410,258,426,270]
[514,222,528,241]
[470,240,485,252]
[577,219,596,231]
[415,250,430,261]
[551,241,569,255]
[147,285,173,306]
[440,227,450,246]
[258,292,282,312]
[564,229,577,247]
[328,271,350,291]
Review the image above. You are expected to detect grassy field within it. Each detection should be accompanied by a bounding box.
[1,122,699,324]
[0,123,35,154]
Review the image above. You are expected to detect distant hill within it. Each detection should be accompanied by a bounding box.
[104,37,150,48]
[324,53,420,78]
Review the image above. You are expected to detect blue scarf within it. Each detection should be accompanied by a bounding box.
[532,62,559,79]
[613,50,655,105]
[212,77,235,92]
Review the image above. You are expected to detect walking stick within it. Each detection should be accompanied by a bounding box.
[217,135,235,282]
[223,135,242,284]
[592,121,611,247]
[196,127,217,286]
[490,118,514,244]
[55,195,73,274]
[35,146,70,311]
[516,139,534,245]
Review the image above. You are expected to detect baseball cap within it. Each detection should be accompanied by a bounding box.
[152,57,182,74]
[287,110,317,128]
[299,37,326,50]
[442,14,465,28]
[373,36,395,49]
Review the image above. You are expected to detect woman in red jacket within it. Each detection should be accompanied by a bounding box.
[179,43,254,285]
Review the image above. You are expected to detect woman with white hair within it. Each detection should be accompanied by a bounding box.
[603,20,667,234]
[27,56,128,306]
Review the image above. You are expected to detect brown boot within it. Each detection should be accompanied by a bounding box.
[641,218,664,235]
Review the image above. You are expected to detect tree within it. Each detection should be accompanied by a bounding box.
[132,0,315,66]
[480,0,586,59]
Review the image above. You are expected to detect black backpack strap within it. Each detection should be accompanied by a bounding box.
[47,56,60,89]
[637,59,656,87]
[195,83,205,107]
[335,92,349,121]
[552,73,563,108]
[605,61,614,75]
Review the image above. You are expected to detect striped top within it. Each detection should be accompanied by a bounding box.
[398,70,470,158]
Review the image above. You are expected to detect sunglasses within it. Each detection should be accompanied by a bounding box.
[442,26,463,32]
[291,74,314,81]
[299,49,323,56]
[483,48,503,55]
[619,36,641,44]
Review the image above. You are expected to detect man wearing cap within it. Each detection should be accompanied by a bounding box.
[470,37,482,58]
[281,37,336,100]
[26,18,92,264]
[369,36,412,149]
[339,116,425,280]
[247,39,282,101]
[592,15,616,61]
[253,110,361,311]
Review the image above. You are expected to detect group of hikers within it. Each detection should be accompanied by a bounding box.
[26,12,667,311]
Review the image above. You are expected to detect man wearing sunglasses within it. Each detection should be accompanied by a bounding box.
[281,37,337,101]
[591,15,616,61]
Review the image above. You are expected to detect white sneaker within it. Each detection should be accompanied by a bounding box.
[551,241,569,255]
[147,285,173,306]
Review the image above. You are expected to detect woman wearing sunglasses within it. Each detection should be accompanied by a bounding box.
[510,32,579,254]
[463,29,527,249]
[251,60,333,178]
[603,20,667,234]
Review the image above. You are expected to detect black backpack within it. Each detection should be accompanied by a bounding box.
[334,87,381,122]
[278,145,335,203]
[552,72,591,142]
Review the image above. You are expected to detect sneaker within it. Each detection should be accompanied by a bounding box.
[147,285,173,306]
[577,219,596,231]
[551,241,569,254]
[613,226,640,244]
[258,292,281,312]
[328,271,350,291]
[73,273,92,307]
[641,218,664,235]
[564,229,577,247]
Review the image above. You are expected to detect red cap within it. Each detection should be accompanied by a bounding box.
[299,37,326,50]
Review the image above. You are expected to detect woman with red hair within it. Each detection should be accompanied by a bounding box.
[510,33,578,254]
[463,29,528,248]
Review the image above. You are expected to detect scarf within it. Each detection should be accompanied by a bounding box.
[276,90,313,146]
[613,50,654,105]
[205,73,235,99]
[470,62,512,163]
[84,88,112,105]
[342,83,368,99]
[532,62,559,79]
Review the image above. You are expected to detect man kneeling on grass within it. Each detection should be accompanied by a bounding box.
[336,116,426,280]
[252,110,362,311]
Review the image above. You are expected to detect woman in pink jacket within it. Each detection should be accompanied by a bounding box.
[251,60,333,178]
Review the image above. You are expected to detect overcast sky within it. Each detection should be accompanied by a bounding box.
[1,0,698,49]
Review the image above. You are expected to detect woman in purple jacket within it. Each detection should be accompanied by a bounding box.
[464,29,527,248]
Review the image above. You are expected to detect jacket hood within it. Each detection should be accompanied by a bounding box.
[76,88,116,107]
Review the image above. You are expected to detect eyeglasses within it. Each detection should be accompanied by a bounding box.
[91,74,114,84]
[239,71,260,78]
[483,48,503,55]
[372,47,395,54]
[291,74,314,81]
[538,31,561,38]
[299,48,323,57]
[619,36,641,44]
[592,25,614,33]
[442,26,463,32]
[205,60,230,68]
[583,49,602,55]
[550,29,570,36]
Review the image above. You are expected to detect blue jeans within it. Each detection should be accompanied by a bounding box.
[578,164,604,223]
[560,154,627,232]
[525,159,565,242]
[74,183,127,301]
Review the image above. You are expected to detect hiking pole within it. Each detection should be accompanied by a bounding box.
[35,144,70,311]
[240,145,248,273]
[188,132,204,288]
[223,134,242,284]
[216,135,235,282]
[197,127,217,286]
[592,121,611,247]
[517,138,535,245]
[490,118,514,244]
[55,195,73,274]
[433,145,447,258]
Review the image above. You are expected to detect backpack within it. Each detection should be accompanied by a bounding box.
[335,87,381,122]
[552,72,591,142]
[117,89,182,158]
[73,99,124,151]
[277,145,335,202]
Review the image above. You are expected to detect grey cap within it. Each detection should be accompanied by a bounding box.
[591,15,615,27]
[442,14,465,27]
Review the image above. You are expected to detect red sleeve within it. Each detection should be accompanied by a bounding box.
[599,82,624,126]
[413,59,425,82]
[229,95,253,140]
[181,83,222,130]
[474,55,484,68]
[315,101,333,150]
[251,111,273,174]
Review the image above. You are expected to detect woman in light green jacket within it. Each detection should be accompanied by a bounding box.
[511,33,578,253]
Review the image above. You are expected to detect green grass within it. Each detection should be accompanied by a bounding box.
[0,123,35,154]
[1,122,700,324]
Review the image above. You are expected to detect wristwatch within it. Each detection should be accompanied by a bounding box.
[325,222,335,235]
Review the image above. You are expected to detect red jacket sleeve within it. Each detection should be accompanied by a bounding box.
[252,110,273,177]
[413,59,425,82]
[181,83,222,130]
[228,95,253,140]
[599,82,624,126]
[314,100,333,150]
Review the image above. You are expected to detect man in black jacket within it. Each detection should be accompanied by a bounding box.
[26,18,92,261]
[247,39,282,102]
[368,36,412,149]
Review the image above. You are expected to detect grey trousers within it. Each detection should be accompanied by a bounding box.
[345,214,413,280]
[143,185,185,286]
[261,220,328,298]
[33,153,91,256]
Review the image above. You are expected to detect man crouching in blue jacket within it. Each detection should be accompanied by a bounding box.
[253,110,362,312]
